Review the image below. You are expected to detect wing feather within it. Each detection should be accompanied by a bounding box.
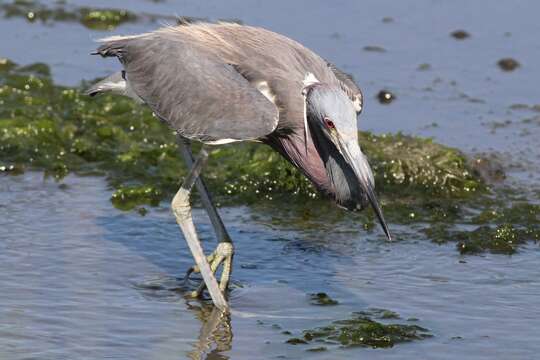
[94,33,278,143]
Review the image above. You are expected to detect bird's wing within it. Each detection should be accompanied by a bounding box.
[93,34,279,143]
[325,61,363,113]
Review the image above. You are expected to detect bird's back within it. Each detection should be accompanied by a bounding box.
[165,23,337,86]
[168,23,341,131]
[91,22,366,206]
[93,23,353,140]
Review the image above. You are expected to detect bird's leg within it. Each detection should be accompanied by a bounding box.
[190,242,233,296]
[177,138,232,243]
[177,138,235,297]
[171,145,228,311]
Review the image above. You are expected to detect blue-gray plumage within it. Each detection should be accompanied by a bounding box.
[87,22,390,311]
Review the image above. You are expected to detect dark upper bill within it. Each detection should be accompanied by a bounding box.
[336,135,392,241]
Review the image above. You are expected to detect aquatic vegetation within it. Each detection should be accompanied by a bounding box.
[360,131,481,196]
[1,0,143,30]
[422,202,540,254]
[472,202,540,225]
[309,292,339,306]
[79,8,137,31]
[286,310,431,349]
[456,224,520,254]
[0,1,239,31]
[451,30,471,40]
[498,58,520,72]
[0,59,538,254]
[111,185,162,211]
[459,223,539,254]
[468,154,506,183]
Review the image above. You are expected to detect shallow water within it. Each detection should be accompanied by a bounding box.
[2,173,539,359]
[1,0,540,359]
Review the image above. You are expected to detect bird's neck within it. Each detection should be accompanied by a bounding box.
[265,128,364,211]
[264,130,333,197]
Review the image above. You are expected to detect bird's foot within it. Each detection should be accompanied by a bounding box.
[185,242,234,298]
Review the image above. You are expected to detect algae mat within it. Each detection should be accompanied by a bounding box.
[0,59,538,254]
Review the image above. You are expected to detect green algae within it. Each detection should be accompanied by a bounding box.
[0,58,17,73]
[79,8,136,30]
[1,0,139,30]
[422,201,539,254]
[359,132,481,196]
[111,185,162,211]
[1,59,538,254]
[309,292,339,306]
[472,202,540,225]
[286,311,431,349]
[456,224,538,255]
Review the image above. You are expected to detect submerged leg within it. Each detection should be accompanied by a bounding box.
[190,242,234,296]
[171,146,228,311]
[177,139,234,297]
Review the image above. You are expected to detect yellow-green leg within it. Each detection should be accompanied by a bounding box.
[178,138,235,301]
[188,242,234,297]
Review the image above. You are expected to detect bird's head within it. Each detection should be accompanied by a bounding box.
[302,81,391,241]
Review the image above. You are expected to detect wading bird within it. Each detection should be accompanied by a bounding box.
[87,22,391,311]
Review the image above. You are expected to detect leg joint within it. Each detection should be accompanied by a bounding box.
[216,242,234,257]
[172,188,191,220]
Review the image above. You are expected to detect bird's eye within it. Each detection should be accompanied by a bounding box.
[324,118,335,129]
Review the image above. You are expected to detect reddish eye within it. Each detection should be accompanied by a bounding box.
[325,118,335,129]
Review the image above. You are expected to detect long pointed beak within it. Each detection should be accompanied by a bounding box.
[335,134,392,241]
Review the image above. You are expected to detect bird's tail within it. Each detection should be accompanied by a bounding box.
[84,71,126,97]
[92,39,127,58]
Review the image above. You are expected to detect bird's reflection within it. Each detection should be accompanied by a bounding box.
[185,301,233,360]
[133,275,233,359]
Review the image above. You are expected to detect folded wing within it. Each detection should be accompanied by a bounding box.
[93,33,279,143]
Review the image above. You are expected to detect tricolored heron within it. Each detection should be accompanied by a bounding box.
[87,22,391,311]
